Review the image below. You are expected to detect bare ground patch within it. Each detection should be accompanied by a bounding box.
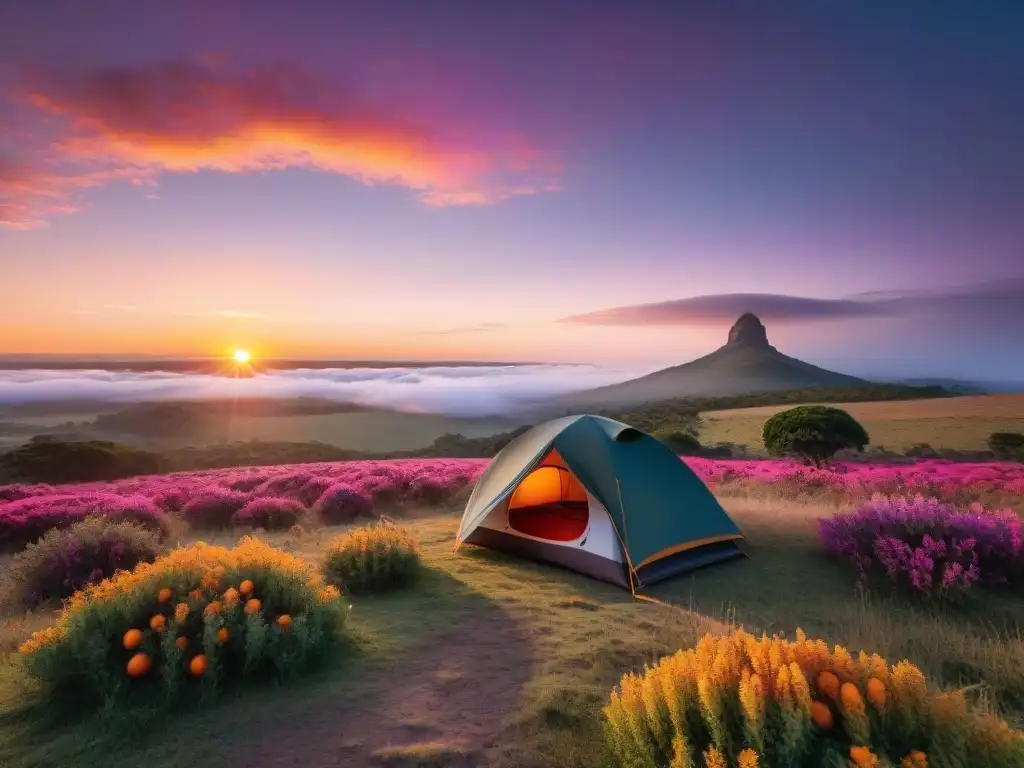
[235,609,533,768]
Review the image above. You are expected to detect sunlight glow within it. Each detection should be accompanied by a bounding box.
[233,349,251,364]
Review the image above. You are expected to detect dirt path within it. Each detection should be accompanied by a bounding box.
[235,609,533,768]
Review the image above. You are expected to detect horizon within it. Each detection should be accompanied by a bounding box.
[2,2,1023,380]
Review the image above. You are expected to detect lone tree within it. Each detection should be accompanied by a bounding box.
[762,405,869,467]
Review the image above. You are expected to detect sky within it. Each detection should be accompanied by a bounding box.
[1,0,1023,380]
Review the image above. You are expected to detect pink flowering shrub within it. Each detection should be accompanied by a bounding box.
[5,517,162,608]
[233,496,305,530]
[180,488,249,529]
[0,492,169,552]
[820,494,1023,598]
[315,483,373,524]
[298,476,336,507]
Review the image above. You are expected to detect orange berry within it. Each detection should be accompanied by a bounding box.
[810,700,833,730]
[126,653,152,678]
[866,678,887,710]
[157,587,172,603]
[217,627,229,644]
[245,598,262,614]
[816,670,840,700]
[239,579,254,596]
[188,654,208,677]
[149,614,166,633]
[222,587,240,604]
[122,628,143,650]
[175,636,189,651]
[276,614,292,630]
[204,600,222,617]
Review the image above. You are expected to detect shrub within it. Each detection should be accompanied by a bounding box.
[233,497,305,530]
[989,432,1024,461]
[297,476,335,507]
[653,429,703,455]
[820,495,1023,599]
[0,492,170,552]
[603,628,1024,768]
[763,406,870,467]
[315,483,373,524]
[180,489,249,529]
[323,522,420,593]
[19,537,346,709]
[5,518,163,608]
[0,439,162,483]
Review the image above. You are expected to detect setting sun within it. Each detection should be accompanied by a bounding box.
[233,349,251,364]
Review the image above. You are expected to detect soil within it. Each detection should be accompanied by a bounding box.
[234,609,533,768]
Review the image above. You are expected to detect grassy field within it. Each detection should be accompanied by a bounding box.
[700,393,1024,453]
[1,493,1022,768]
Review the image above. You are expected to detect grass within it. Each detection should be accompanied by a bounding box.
[700,393,1024,452]
[0,493,1021,767]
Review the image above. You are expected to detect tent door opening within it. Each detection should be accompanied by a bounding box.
[506,463,589,543]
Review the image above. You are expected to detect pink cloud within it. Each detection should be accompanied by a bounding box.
[1,59,561,228]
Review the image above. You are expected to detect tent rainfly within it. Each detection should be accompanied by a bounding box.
[455,414,745,589]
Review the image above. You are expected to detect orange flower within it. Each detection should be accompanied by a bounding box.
[816,670,840,700]
[276,614,292,630]
[245,598,262,614]
[901,751,928,768]
[737,748,759,768]
[239,579,254,596]
[850,746,880,768]
[175,636,188,651]
[127,653,152,678]
[216,627,229,644]
[188,589,203,602]
[810,700,834,730]
[204,600,222,617]
[702,746,727,768]
[174,602,190,622]
[122,628,143,650]
[866,678,887,711]
[158,587,172,603]
[841,682,864,714]
[222,587,240,605]
[149,614,166,633]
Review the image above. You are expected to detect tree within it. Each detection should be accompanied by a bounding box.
[988,432,1024,461]
[762,405,869,467]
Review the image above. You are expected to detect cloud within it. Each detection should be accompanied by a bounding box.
[0,364,653,418]
[413,322,507,335]
[559,280,1024,326]
[1,59,561,228]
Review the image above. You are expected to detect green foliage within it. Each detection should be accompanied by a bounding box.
[988,432,1024,461]
[323,522,421,594]
[763,406,870,467]
[0,439,162,483]
[18,537,347,712]
[4,518,163,609]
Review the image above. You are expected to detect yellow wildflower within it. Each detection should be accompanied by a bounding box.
[174,602,190,622]
[702,746,727,768]
[737,749,758,768]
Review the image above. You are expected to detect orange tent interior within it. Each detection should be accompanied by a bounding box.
[507,451,589,542]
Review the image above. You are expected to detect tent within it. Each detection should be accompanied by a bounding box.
[455,414,745,589]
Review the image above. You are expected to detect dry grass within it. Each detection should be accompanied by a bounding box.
[0,496,1021,767]
[700,392,1024,452]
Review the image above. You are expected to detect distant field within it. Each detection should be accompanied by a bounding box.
[700,393,1024,452]
[196,411,519,453]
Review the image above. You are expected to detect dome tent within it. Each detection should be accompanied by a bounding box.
[455,415,745,589]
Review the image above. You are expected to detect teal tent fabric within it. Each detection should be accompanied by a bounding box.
[456,414,744,586]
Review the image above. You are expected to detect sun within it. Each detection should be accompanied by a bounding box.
[233,349,251,364]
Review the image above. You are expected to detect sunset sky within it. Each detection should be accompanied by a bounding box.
[1,1,1022,378]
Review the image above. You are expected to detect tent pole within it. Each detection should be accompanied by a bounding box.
[614,477,641,596]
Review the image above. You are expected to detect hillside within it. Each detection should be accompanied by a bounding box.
[553,313,868,409]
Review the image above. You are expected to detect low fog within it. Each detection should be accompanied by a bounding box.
[0,364,656,418]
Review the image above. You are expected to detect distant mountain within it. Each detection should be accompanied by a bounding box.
[552,313,869,410]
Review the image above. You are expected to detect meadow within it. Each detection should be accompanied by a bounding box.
[700,394,1024,453]
[0,457,1022,767]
